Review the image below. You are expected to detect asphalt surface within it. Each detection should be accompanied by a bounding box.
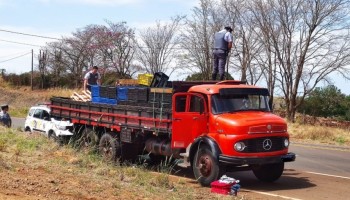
[11,117,25,130]
[9,117,350,199]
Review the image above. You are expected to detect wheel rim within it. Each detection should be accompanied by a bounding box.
[83,135,92,147]
[101,140,113,160]
[198,154,212,177]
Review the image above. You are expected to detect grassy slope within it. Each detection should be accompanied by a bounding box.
[0,77,73,117]
[0,128,243,200]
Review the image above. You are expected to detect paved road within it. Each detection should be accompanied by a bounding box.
[11,117,25,129]
[289,143,350,177]
[226,143,350,199]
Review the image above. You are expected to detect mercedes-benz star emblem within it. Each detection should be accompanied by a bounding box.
[263,139,272,150]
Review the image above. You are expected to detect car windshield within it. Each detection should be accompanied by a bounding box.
[211,93,270,114]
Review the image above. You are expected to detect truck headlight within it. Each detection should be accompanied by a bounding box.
[284,138,289,147]
[234,142,246,152]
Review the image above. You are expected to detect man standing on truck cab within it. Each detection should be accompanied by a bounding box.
[212,26,233,81]
[0,104,11,128]
[83,66,101,92]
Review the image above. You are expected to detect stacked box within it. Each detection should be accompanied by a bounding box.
[91,85,100,97]
[99,86,108,98]
[150,72,169,88]
[92,97,101,104]
[138,87,149,102]
[138,74,153,86]
[117,87,128,101]
[127,88,138,102]
[107,86,117,99]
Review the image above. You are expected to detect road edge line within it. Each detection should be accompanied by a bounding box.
[305,171,350,180]
[243,189,302,200]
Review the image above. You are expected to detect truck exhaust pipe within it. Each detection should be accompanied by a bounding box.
[145,138,180,158]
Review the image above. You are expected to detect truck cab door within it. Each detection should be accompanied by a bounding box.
[172,93,208,148]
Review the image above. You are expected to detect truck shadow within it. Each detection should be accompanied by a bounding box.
[171,167,316,191]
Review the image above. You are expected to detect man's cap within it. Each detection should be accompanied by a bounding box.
[1,104,8,110]
[224,26,233,32]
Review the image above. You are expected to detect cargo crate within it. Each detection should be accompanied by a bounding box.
[150,72,169,88]
[117,87,129,101]
[138,74,153,86]
[107,86,117,99]
[91,85,100,97]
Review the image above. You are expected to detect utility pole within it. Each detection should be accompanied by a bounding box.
[0,69,5,77]
[31,49,33,91]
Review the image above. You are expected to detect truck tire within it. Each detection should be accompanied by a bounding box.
[252,162,284,182]
[78,128,98,149]
[99,133,121,162]
[193,146,221,187]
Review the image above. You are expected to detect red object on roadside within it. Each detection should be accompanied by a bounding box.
[210,180,235,195]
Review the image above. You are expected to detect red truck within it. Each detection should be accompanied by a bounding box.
[50,80,295,186]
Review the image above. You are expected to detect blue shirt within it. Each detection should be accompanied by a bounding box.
[0,111,11,127]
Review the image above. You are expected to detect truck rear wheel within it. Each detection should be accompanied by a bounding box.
[99,133,121,162]
[252,162,284,182]
[193,146,220,187]
[78,128,98,149]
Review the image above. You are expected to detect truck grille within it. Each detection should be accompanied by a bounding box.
[240,137,287,153]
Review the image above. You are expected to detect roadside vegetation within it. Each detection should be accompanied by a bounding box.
[288,123,350,146]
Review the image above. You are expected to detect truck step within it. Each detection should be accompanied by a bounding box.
[176,158,190,168]
[179,152,189,157]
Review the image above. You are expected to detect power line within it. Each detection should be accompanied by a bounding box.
[0,52,32,63]
[0,39,42,47]
[0,28,61,40]
[0,51,30,59]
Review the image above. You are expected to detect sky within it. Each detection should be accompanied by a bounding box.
[1,0,350,95]
[0,0,197,73]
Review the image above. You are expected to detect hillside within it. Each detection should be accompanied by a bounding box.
[0,78,74,117]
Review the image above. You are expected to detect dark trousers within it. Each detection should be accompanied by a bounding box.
[212,51,227,80]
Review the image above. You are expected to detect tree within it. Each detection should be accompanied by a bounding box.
[298,85,346,118]
[179,0,223,80]
[222,0,264,85]
[91,21,139,78]
[136,16,184,75]
[250,0,350,121]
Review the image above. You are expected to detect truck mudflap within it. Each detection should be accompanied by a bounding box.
[219,152,296,165]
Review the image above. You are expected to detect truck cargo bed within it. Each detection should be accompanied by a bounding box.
[50,97,172,133]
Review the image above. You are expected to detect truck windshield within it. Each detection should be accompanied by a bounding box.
[211,94,270,114]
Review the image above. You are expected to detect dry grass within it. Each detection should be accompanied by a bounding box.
[288,122,350,145]
[0,78,75,117]
[0,129,247,200]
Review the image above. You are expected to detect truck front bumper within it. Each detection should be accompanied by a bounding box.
[219,152,296,165]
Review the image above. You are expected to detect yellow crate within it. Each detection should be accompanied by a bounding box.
[138,74,154,86]
[150,88,173,94]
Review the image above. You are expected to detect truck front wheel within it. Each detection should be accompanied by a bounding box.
[99,133,121,162]
[193,146,221,187]
[252,162,284,182]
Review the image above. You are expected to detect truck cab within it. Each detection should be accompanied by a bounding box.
[172,81,295,186]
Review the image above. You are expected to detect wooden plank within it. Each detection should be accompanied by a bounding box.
[74,92,88,102]
[119,79,138,85]
[150,88,173,93]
